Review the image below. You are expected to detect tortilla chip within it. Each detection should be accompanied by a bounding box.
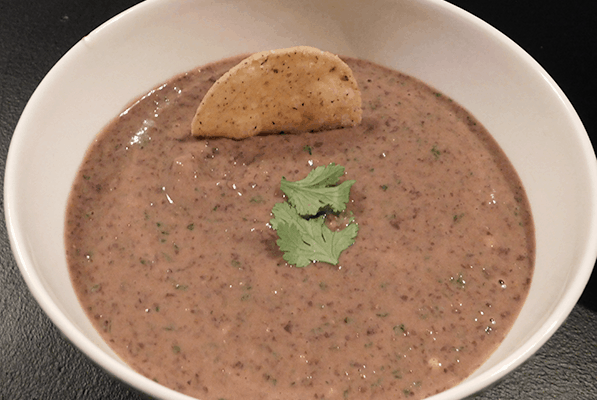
[191,46,362,139]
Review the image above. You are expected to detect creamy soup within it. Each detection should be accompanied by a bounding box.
[66,56,534,399]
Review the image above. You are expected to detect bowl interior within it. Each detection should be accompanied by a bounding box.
[5,0,597,399]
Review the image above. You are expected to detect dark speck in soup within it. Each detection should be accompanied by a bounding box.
[65,56,534,399]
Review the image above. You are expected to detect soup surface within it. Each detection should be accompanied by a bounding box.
[66,56,534,399]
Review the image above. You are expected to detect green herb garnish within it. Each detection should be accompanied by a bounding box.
[279,163,355,216]
[270,164,358,268]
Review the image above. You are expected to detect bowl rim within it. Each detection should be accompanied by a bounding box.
[5,0,597,399]
[4,2,192,398]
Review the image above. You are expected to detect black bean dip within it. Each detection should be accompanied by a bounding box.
[66,56,534,399]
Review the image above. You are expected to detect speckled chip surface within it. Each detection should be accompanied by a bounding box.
[190,46,362,139]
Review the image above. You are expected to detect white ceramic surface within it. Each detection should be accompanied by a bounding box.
[5,0,597,399]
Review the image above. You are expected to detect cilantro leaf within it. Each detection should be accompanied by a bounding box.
[269,202,297,230]
[270,202,358,268]
[280,163,355,216]
[270,164,359,268]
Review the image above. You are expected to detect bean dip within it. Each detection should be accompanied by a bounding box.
[66,56,534,399]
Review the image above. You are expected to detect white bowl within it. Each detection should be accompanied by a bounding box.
[5,0,597,399]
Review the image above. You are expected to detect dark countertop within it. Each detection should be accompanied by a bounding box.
[0,1,595,399]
